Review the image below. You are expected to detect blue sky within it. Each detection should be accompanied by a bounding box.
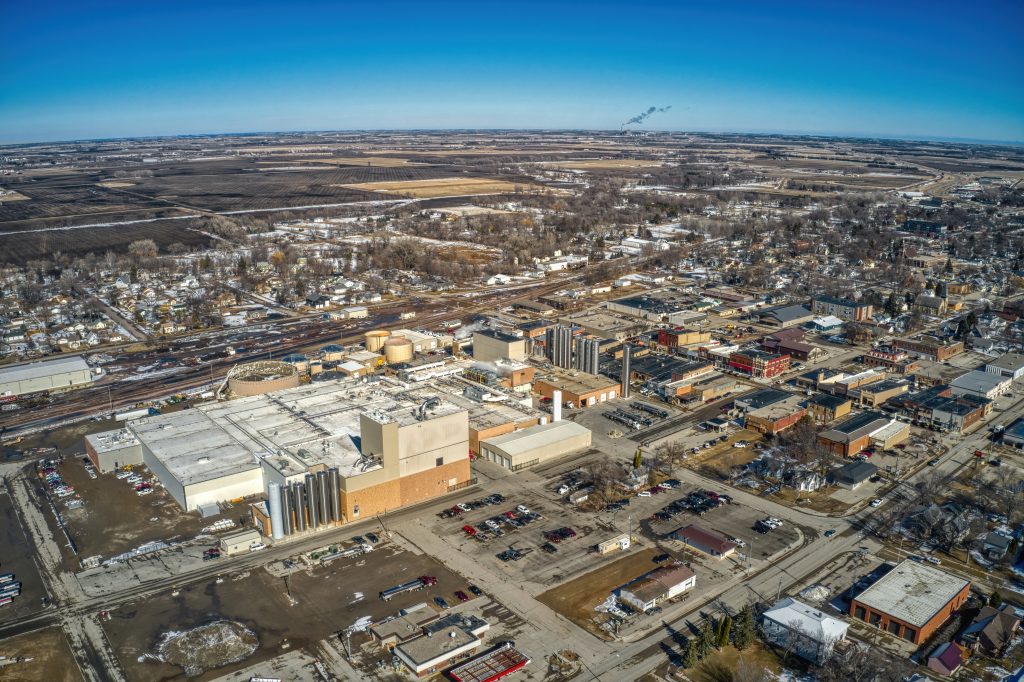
[1,0,1022,143]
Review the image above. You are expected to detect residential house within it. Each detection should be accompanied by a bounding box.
[960,604,1020,656]
[762,597,849,665]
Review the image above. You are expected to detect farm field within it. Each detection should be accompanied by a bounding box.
[340,176,541,198]
[293,156,417,167]
[0,216,212,263]
[0,183,167,224]
[544,159,667,170]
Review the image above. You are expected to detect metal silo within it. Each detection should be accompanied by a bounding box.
[293,482,307,532]
[317,470,329,523]
[305,473,320,528]
[328,468,341,523]
[268,482,284,540]
[281,486,293,536]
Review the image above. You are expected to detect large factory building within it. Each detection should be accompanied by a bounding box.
[113,377,474,534]
[0,355,96,398]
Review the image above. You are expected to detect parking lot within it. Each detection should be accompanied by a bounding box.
[433,489,620,586]
[0,485,48,622]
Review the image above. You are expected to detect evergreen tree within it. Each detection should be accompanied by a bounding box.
[990,591,1003,608]
[682,639,700,668]
[718,616,733,648]
[697,619,716,658]
[733,604,756,650]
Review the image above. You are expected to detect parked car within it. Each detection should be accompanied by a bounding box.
[366,532,380,544]
[433,596,450,610]
[824,529,836,538]
[454,590,469,602]
[870,499,883,508]
[652,553,671,563]
[516,505,530,514]
[468,584,483,596]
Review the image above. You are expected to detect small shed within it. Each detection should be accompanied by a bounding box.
[220,529,262,556]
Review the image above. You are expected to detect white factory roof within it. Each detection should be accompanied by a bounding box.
[763,597,848,644]
[130,410,260,486]
[85,428,139,454]
[481,420,590,456]
[132,377,468,481]
[0,354,90,383]
[853,560,969,628]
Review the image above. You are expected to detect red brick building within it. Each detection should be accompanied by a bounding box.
[849,560,970,644]
[728,349,791,378]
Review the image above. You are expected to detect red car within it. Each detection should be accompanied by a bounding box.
[454,590,469,602]
[462,525,477,536]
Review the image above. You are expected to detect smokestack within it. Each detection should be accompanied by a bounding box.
[621,345,632,399]
[553,390,562,422]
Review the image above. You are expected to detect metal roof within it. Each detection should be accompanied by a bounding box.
[480,420,590,457]
[853,559,969,628]
[0,354,90,384]
[764,597,849,644]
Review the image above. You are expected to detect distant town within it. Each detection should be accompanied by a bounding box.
[1,130,1024,681]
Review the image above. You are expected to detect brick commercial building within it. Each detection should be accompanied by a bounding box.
[893,336,964,361]
[818,411,893,457]
[728,349,791,378]
[849,560,970,645]
[671,524,738,559]
[535,370,620,408]
[811,296,873,322]
[744,395,808,435]
[807,394,852,423]
[658,328,712,349]
[856,380,910,408]
[862,347,921,375]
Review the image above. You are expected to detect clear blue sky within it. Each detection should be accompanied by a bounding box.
[1,0,1022,144]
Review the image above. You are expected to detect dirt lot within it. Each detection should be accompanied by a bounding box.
[339,177,539,198]
[43,457,241,564]
[104,543,469,681]
[0,626,82,682]
[537,547,658,635]
[0,487,48,623]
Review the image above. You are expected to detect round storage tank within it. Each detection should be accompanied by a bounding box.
[383,337,414,364]
[365,330,390,352]
[226,360,300,397]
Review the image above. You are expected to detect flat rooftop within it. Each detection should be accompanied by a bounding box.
[85,428,140,454]
[474,328,522,343]
[0,354,91,384]
[538,370,620,395]
[131,376,469,481]
[853,559,969,628]
[395,625,477,667]
[481,420,590,456]
[130,410,260,487]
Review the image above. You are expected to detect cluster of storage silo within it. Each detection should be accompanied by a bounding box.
[267,468,342,539]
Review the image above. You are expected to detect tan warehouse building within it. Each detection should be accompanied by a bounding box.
[473,329,528,362]
[479,421,592,470]
[535,370,621,408]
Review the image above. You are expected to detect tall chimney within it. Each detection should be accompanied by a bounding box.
[553,389,562,422]
[621,345,632,399]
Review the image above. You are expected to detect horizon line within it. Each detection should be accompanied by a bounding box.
[2,127,1022,149]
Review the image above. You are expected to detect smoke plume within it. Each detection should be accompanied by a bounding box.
[622,105,672,127]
